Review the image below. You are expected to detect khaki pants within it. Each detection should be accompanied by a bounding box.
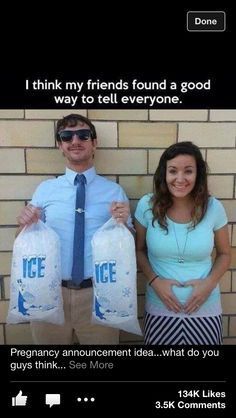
[31,287,119,345]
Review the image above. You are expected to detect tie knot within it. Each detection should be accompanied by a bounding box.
[74,174,86,186]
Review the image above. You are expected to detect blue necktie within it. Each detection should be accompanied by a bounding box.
[71,174,86,284]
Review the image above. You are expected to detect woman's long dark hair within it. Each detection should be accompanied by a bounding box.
[151,141,209,232]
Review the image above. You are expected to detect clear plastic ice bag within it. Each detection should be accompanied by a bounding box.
[7,220,64,324]
[91,217,142,335]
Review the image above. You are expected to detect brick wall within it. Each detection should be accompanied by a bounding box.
[0,109,236,344]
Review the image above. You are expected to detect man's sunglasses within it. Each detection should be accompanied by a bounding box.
[58,129,92,142]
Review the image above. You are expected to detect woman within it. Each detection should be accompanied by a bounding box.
[135,141,231,345]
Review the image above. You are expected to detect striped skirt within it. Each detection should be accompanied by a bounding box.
[144,312,223,345]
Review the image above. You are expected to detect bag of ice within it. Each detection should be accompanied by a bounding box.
[91,217,142,335]
[7,220,64,324]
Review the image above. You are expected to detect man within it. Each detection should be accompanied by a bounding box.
[17,114,133,344]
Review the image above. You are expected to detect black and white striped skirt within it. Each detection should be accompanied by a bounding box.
[144,312,223,345]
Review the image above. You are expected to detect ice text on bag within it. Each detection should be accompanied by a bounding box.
[95,260,116,283]
[23,255,46,279]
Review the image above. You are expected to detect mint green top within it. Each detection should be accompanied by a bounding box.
[135,195,228,317]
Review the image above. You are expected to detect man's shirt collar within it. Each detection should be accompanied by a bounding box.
[65,166,96,186]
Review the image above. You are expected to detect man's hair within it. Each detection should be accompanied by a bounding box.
[151,141,209,232]
[55,114,97,141]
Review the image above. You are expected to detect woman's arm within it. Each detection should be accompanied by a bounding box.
[208,224,231,286]
[135,219,157,283]
[184,224,231,314]
[135,219,182,312]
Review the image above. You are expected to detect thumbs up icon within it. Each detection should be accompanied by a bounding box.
[12,390,28,406]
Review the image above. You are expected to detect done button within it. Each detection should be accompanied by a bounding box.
[187,11,226,32]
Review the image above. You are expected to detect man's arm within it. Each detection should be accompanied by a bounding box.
[110,201,135,235]
[16,204,41,237]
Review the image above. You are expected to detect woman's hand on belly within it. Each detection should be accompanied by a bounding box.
[151,278,183,313]
[183,278,215,314]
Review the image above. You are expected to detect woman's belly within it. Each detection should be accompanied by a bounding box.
[172,285,193,304]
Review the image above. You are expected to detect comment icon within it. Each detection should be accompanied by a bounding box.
[45,393,61,407]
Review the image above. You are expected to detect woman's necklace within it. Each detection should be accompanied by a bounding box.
[172,223,189,263]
